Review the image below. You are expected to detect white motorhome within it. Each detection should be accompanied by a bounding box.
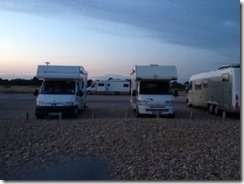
[34,65,88,118]
[130,65,178,117]
[187,64,240,115]
[87,79,130,95]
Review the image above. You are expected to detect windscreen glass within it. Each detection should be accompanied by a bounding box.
[40,81,75,94]
[140,81,171,95]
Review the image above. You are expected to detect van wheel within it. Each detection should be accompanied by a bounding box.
[208,104,214,114]
[73,108,79,118]
[167,113,175,118]
[136,106,141,117]
[35,112,44,119]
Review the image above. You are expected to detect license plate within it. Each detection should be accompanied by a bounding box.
[48,112,59,116]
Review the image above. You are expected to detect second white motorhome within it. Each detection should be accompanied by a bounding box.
[187,64,240,115]
[87,79,130,95]
[34,65,88,118]
[130,64,178,117]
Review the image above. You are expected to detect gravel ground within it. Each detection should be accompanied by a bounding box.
[0,118,240,180]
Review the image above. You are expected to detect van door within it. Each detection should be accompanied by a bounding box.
[77,81,85,110]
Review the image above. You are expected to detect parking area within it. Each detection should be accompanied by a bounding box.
[0,93,240,121]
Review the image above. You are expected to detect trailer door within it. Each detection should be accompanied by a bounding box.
[221,73,232,110]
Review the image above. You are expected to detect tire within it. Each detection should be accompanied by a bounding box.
[73,108,79,118]
[136,106,141,117]
[187,98,192,107]
[35,112,45,119]
[167,113,175,118]
[214,105,220,116]
[208,104,214,114]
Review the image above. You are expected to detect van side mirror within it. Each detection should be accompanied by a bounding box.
[173,90,178,97]
[132,90,137,96]
[78,90,83,97]
[33,89,39,96]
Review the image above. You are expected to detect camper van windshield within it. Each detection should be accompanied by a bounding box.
[140,81,171,95]
[40,81,75,94]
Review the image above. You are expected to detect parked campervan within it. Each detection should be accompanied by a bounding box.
[187,64,240,115]
[87,79,130,95]
[34,65,88,118]
[130,64,178,117]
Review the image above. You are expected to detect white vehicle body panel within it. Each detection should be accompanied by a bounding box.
[35,65,88,118]
[88,79,130,94]
[187,65,240,113]
[130,65,177,116]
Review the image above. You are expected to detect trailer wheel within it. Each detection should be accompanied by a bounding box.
[208,104,214,114]
[186,98,192,107]
[214,106,220,116]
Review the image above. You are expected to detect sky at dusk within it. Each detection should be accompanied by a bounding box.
[0,0,240,83]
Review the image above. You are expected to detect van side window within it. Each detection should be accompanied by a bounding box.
[123,84,129,87]
[222,73,230,82]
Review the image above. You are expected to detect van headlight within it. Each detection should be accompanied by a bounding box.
[36,101,46,106]
[137,99,150,105]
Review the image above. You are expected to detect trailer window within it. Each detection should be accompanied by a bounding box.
[195,83,202,90]
[40,81,75,94]
[222,73,230,82]
[203,80,208,88]
[140,81,171,95]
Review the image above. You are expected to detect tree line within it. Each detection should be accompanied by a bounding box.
[0,77,42,86]
[0,77,188,91]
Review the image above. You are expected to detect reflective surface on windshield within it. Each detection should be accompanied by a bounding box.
[40,81,75,94]
[140,81,171,95]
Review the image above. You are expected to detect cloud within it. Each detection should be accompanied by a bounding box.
[0,0,240,55]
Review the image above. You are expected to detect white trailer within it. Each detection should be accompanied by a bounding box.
[87,79,130,95]
[130,64,178,117]
[34,65,88,118]
[186,64,240,115]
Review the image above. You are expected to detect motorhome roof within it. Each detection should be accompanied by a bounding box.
[218,64,240,70]
[36,65,87,79]
[189,65,240,81]
[131,65,177,80]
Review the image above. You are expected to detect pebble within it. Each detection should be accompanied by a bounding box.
[0,118,240,180]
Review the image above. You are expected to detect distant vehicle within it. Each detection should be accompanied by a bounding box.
[33,65,88,118]
[87,79,130,95]
[187,64,240,115]
[130,64,178,117]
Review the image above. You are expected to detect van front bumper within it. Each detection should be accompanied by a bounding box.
[35,105,77,117]
[137,105,175,116]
